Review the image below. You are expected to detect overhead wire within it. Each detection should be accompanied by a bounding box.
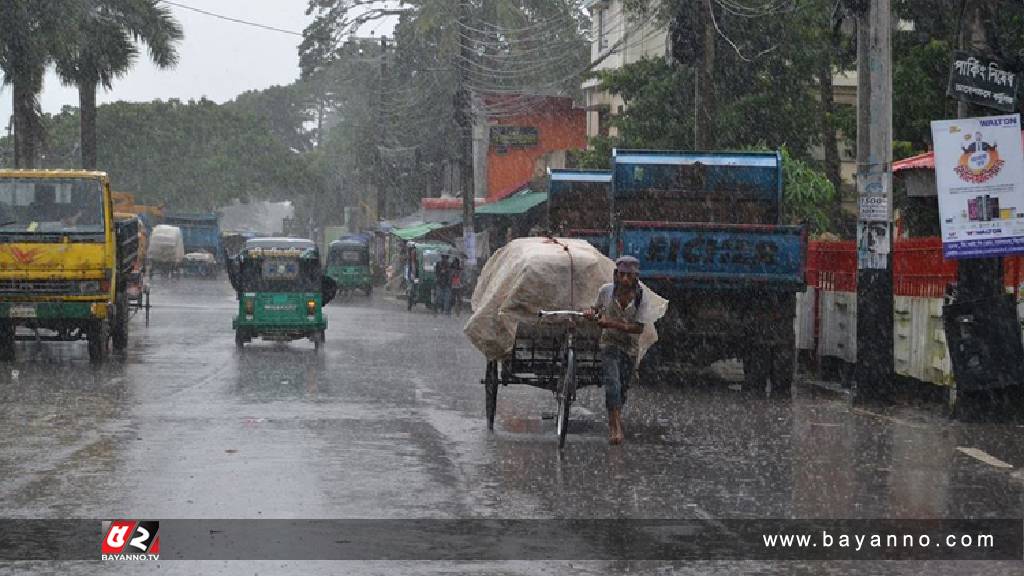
[160,0,304,36]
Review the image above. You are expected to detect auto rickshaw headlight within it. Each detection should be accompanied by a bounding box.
[244,298,255,315]
[306,299,316,316]
[90,303,108,319]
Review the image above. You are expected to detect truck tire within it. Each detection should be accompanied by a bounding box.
[0,323,15,362]
[87,322,109,364]
[743,348,769,394]
[770,343,796,397]
[235,329,247,349]
[111,292,129,351]
[769,306,797,397]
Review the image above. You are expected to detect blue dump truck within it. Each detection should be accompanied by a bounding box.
[163,212,223,262]
[608,150,806,394]
[547,168,613,255]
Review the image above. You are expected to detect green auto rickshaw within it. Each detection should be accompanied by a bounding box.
[326,238,373,297]
[404,241,456,312]
[226,237,337,350]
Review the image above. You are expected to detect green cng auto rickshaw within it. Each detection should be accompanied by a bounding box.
[404,241,455,312]
[226,237,337,350]
[326,238,372,297]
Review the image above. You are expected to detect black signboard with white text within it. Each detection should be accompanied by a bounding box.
[947,50,1019,112]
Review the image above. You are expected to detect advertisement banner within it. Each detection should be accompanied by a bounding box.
[930,114,1024,259]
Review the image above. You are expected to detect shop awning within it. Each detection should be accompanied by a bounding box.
[391,222,447,240]
[476,190,548,215]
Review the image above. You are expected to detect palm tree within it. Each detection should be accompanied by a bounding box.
[0,0,76,168]
[56,0,182,169]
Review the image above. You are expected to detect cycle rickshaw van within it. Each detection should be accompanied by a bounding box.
[327,237,373,297]
[226,237,337,350]
[463,237,667,448]
[404,241,456,311]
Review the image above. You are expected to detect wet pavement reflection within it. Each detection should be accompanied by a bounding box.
[0,278,1022,574]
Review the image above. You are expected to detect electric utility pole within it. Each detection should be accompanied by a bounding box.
[694,0,716,149]
[456,3,477,271]
[956,3,1003,301]
[377,35,389,222]
[854,0,894,398]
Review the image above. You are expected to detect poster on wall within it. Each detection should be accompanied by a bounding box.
[930,113,1024,258]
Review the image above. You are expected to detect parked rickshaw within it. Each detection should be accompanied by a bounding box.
[226,237,337,350]
[483,311,603,448]
[404,241,455,312]
[326,238,373,298]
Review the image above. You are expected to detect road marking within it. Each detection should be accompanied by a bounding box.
[956,447,1014,469]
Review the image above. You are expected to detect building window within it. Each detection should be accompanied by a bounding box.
[598,9,607,51]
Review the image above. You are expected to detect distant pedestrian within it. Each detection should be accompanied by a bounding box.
[435,253,452,315]
[450,258,463,316]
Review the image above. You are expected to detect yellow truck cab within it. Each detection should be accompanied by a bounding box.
[0,170,137,362]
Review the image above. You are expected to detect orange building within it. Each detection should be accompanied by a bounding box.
[485,96,586,201]
[421,96,586,213]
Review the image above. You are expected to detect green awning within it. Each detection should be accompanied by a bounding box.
[476,191,548,215]
[392,222,446,240]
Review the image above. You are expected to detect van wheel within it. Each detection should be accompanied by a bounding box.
[87,322,109,363]
[0,323,15,362]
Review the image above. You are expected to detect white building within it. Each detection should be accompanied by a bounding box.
[581,0,669,140]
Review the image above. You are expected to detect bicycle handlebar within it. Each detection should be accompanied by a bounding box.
[538,310,588,318]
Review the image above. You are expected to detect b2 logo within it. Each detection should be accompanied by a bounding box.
[102,520,160,560]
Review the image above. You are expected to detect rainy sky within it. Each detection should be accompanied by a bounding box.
[0,1,398,125]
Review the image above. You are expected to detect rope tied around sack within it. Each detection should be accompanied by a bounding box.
[544,236,575,309]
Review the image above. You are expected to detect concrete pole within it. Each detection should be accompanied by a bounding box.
[956,2,1003,300]
[457,4,477,270]
[854,0,894,397]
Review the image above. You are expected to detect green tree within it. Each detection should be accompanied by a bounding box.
[0,0,79,167]
[55,0,183,169]
[30,98,315,210]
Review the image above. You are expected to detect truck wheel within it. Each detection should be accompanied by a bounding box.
[235,329,247,349]
[111,293,129,351]
[743,349,769,395]
[770,343,796,397]
[0,323,15,362]
[311,330,325,351]
[87,322,109,364]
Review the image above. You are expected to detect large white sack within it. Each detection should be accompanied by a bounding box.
[464,237,668,362]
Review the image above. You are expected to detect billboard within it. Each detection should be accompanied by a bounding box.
[930,114,1024,259]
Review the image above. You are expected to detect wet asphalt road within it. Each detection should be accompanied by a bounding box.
[1,278,1023,574]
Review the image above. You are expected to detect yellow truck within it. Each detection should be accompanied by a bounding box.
[0,170,138,362]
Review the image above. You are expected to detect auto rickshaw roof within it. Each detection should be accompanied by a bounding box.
[329,238,369,250]
[245,237,316,250]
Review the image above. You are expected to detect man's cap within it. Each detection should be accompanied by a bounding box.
[615,255,640,273]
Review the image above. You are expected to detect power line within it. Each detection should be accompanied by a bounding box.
[160,0,303,36]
